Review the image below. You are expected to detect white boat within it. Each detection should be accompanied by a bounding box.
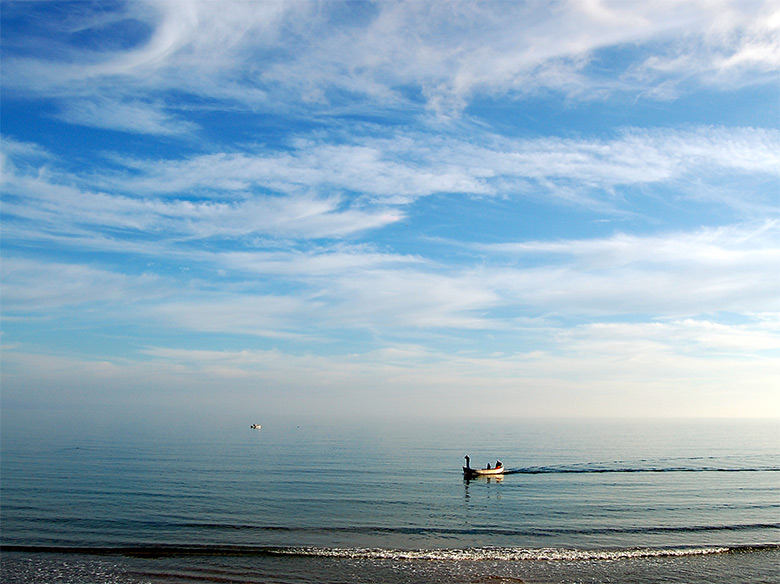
[463,455,504,477]
[463,466,505,476]
[250,424,261,429]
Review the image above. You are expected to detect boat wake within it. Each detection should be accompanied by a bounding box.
[503,465,780,475]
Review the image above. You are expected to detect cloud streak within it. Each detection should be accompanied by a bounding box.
[3,0,778,129]
[4,125,777,244]
[3,220,777,334]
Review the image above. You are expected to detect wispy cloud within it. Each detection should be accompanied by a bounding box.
[4,220,777,336]
[1,142,404,243]
[54,97,198,136]
[0,257,166,312]
[2,1,778,419]
[5,125,777,237]
[96,127,780,211]
[3,126,778,328]
[3,0,777,130]
[478,222,780,315]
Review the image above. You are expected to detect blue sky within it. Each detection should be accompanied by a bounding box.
[1,0,779,423]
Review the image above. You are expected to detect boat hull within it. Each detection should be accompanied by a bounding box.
[463,466,505,477]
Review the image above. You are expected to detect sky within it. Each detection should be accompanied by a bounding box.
[1,0,779,424]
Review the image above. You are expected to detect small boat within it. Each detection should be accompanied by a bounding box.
[463,465,505,477]
[463,455,504,477]
[250,424,261,429]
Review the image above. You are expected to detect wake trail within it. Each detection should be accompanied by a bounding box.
[504,466,780,475]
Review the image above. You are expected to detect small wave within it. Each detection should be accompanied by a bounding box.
[175,522,780,538]
[284,545,737,562]
[5,521,775,543]
[4,544,778,562]
[180,523,780,536]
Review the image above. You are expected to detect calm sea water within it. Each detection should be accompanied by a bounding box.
[1,416,778,583]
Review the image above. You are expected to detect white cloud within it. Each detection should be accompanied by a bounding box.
[481,220,780,265]
[97,139,496,201]
[55,97,198,135]
[636,1,780,85]
[6,124,775,266]
[4,217,775,345]
[479,221,780,315]
[0,257,165,312]
[3,0,777,130]
[150,295,322,339]
[0,156,403,243]
[0,137,54,166]
[562,318,780,356]
[83,126,780,211]
[219,247,424,277]
[259,0,780,113]
[132,261,501,337]
[3,127,778,323]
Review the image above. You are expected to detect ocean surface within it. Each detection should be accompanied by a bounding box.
[1,416,778,583]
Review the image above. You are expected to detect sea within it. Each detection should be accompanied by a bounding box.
[1,416,778,584]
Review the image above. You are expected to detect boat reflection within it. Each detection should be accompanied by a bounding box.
[463,474,504,483]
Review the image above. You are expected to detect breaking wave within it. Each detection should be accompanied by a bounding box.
[284,545,737,561]
[4,543,778,562]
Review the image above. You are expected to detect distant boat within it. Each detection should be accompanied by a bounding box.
[463,455,504,477]
[250,424,261,429]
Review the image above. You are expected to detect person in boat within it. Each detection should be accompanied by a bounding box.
[486,463,491,469]
[496,460,502,469]
[464,455,471,469]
